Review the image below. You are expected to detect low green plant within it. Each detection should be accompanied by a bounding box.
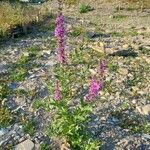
[69,27,85,37]
[10,68,28,82]
[79,4,93,13]
[22,119,36,136]
[109,31,123,37]
[46,100,100,150]
[0,83,13,99]
[0,107,12,128]
[123,29,138,37]
[108,62,118,72]
[139,46,150,55]
[27,46,41,54]
[40,143,51,150]
[113,14,127,21]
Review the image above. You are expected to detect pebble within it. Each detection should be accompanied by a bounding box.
[136,104,150,116]
[142,134,150,140]
[14,139,34,150]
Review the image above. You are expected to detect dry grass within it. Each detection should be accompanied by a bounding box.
[0,2,48,37]
[107,0,150,9]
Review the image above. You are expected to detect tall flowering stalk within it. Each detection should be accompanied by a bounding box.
[98,59,107,80]
[54,80,62,101]
[55,0,66,63]
[85,57,107,102]
[99,59,107,75]
[85,79,103,102]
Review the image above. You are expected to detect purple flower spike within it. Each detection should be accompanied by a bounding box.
[57,46,66,63]
[99,59,107,75]
[54,80,61,101]
[55,14,66,63]
[85,79,103,102]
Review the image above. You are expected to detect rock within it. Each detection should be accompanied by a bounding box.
[0,124,25,147]
[88,42,105,53]
[136,104,150,115]
[9,83,18,90]
[143,134,150,140]
[109,15,114,19]
[131,86,139,92]
[37,86,48,99]
[23,52,29,57]
[89,69,97,75]
[142,56,150,64]
[118,68,128,75]
[45,59,56,67]
[122,44,130,49]
[0,61,8,74]
[14,139,34,150]
[131,99,137,104]
[0,128,8,137]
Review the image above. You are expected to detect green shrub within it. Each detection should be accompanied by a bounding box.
[79,4,93,13]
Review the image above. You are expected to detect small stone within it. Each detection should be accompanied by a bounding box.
[101,117,106,121]
[109,15,114,19]
[88,42,105,53]
[14,139,34,150]
[131,86,139,92]
[131,99,137,104]
[142,56,150,64]
[123,44,130,49]
[23,52,29,57]
[142,134,150,140]
[136,104,150,115]
[118,68,128,75]
[0,128,8,136]
[89,69,97,75]
[9,83,18,90]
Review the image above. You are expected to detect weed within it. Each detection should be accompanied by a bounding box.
[109,31,123,37]
[27,46,41,54]
[123,29,138,37]
[46,101,100,150]
[0,83,13,99]
[79,4,93,13]
[9,68,28,82]
[113,14,127,21]
[32,99,44,110]
[22,119,36,136]
[108,62,118,72]
[69,27,85,37]
[139,46,150,55]
[0,107,12,128]
[40,143,51,150]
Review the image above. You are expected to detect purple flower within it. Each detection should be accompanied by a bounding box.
[54,80,61,101]
[57,46,66,63]
[85,79,103,102]
[56,15,64,25]
[55,14,66,63]
[55,25,65,39]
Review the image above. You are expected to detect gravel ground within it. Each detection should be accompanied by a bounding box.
[0,0,150,149]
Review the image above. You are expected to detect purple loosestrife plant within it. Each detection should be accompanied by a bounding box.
[55,14,66,63]
[85,78,103,102]
[54,80,61,101]
[85,58,107,102]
